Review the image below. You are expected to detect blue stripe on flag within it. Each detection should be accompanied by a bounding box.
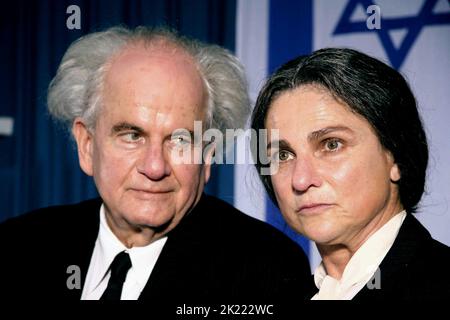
[266,197,310,255]
[267,0,313,256]
[269,0,313,73]
[205,164,235,206]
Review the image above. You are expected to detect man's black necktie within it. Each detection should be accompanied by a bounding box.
[100,251,132,300]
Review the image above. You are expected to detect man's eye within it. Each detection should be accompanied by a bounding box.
[323,138,342,152]
[172,135,192,146]
[121,132,142,142]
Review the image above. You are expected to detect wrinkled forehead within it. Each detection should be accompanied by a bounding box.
[99,44,208,124]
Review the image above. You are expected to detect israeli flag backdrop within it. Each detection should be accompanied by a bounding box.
[1,0,449,273]
[234,0,450,270]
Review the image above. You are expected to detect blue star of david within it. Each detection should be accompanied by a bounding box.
[334,0,450,69]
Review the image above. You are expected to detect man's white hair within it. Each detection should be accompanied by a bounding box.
[48,25,250,138]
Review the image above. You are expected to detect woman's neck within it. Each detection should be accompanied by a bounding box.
[317,203,404,280]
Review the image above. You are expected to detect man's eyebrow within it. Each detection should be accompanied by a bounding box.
[111,122,145,134]
[308,126,354,141]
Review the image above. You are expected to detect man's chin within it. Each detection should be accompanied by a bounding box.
[129,212,176,232]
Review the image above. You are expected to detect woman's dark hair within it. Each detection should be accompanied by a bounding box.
[251,48,428,213]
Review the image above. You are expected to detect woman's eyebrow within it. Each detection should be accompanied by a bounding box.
[267,139,291,151]
[308,126,354,142]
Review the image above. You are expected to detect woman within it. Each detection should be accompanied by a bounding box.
[251,48,450,300]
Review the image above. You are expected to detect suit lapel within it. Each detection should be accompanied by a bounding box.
[353,214,431,300]
[138,195,210,301]
[63,198,102,300]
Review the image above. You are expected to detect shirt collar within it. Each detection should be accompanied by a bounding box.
[313,210,407,297]
[97,204,128,283]
[94,204,168,290]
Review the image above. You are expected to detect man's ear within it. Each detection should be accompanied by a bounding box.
[72,118,94,176]
[203,142,216,184]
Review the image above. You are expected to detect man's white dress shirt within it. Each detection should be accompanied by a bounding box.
[81,204,168,300]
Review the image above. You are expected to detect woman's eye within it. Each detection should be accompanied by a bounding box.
[273,150,293,162]
[323,138,342,152]
[279,151,289,161]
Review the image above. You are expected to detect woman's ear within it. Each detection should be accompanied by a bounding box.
[72,118,94,176]
[390,163,401,183]
[385,150,401,183]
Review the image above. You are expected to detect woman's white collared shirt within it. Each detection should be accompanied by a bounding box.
[312,210,407,300]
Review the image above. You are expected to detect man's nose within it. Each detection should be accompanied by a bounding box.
[137,143,171,180]
[291,156,322,193]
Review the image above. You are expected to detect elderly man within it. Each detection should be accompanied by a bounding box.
[0,26,310,303]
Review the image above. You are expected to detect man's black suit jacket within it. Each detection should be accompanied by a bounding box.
[0,194,312,303]
[309,213,450,300]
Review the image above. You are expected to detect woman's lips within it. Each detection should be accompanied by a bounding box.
[296,203,334,215]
